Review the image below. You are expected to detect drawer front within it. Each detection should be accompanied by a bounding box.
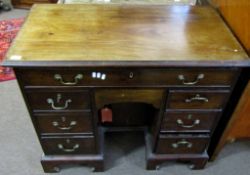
[95,89,164,109]
[35,112,93,134]
[16,68,238,87]
[161,112,220,133]
[155,134,209,154]
[166,90,230,109]
[41,136,96,155]
[26,90,91,111]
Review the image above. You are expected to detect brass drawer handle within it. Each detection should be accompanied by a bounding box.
[57,143,79,152]
[172,139,193,148]
[177,119,200,128]
[178,74,204,85]
[54,74,83,85]
[47,98,72,110]
[52,120,77,130]
[185,94,209,103]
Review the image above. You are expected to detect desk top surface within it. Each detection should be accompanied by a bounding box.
[4,4,249,67]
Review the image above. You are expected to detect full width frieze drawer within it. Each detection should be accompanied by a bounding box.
[161,111,220,133]
[166,90,230,109]
[155,134,210,154]
[16,68,239,87]
[41,136,97,155]
[25,90,91,111]
[35,112,94,135]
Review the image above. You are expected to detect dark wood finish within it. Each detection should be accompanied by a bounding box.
[41,154,105,173]
[11,0,57,9]
[2,4,249,173]
[41,135,97,155]
[3,5,248,66]
[161,111,220,133]
[25,90,91,111]
[41,130,105,173]
[146,153,209,170]
[99,102,157,127]
[35,112,94,135]
[95,89,164,109]
[145,132,209,170]
[155,134,210,154]
[166,90,230,109]
[4,60,250,68]
[16,68,238,87]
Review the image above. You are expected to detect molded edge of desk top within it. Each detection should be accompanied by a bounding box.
[3,60,250,68]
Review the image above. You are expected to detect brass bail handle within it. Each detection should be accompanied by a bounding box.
[178,74,204,85]
[57,143,79,152]
[47,98,72,110]
[172,139,193,148]
[54,74,83,85]
[185,94,209,103]
[176,118,200,128]
[52,118,77,130]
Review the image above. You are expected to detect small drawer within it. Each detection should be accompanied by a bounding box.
[161,111,220,133]
[26,90,91,111]
[16,68,238,87]
[166,90,230,109]
[155,134,209,154]
[41,136,96,155]
[35,112,94,135]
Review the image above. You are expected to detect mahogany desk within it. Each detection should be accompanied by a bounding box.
[3,4,250,173]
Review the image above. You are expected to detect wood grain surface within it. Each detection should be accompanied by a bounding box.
[4,4,248,63]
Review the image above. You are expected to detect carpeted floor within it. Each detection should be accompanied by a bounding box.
[0,18,24,82]
[1,8,250,175]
